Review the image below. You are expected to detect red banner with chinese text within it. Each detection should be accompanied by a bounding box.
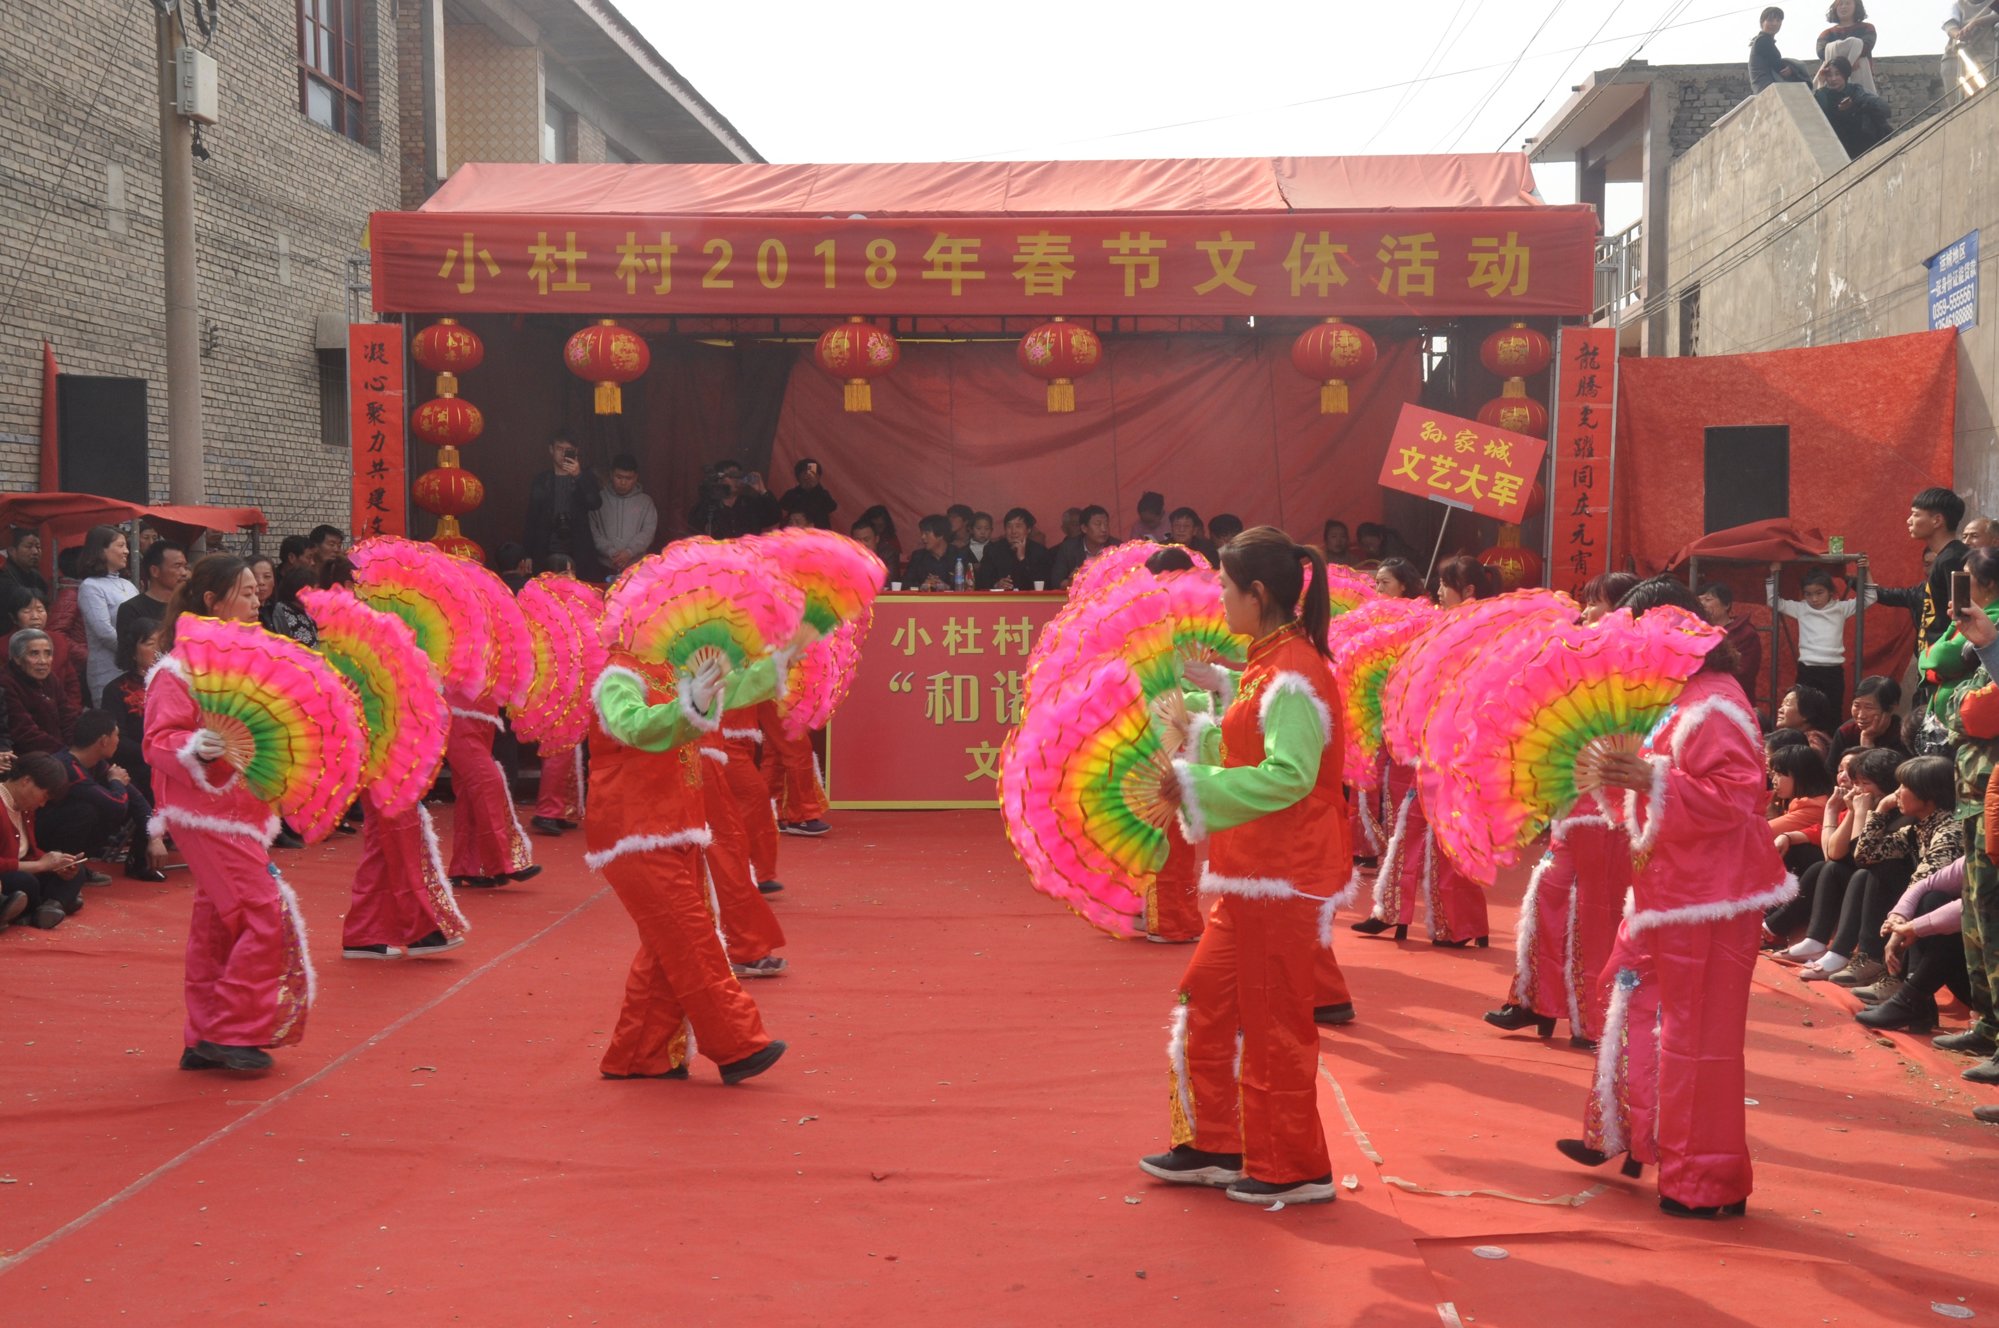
[1376,404,1547,524]
[1548,327,1618,598]
[348,324,407,540]
[827,593,1065,809]
[368,209,1596,317]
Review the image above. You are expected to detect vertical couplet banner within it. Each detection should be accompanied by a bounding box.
[1547,327,1618,598]
[828,593,1066,809]
[348,323,407,540]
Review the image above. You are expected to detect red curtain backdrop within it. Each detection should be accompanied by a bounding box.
[771,334,1421,544]
[1615,329,1958,683]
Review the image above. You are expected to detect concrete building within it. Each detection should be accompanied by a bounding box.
[0,0,751,535]
[1527,56,1945,355]
[1664,80,1998,502]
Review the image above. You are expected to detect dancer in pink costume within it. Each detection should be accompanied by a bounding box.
[1561,578,1794,1219]
[1484,806,1629,1046]
[1352,760,1491,945]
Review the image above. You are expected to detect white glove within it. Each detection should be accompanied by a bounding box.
[688,660,727,715]
[1181,657,1226,693]
[193,729,228,761]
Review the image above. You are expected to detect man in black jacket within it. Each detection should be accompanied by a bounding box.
[977,508,1056,590]
[524,435,603,579]
[688,461,781,540]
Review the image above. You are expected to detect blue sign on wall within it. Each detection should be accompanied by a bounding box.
[1928,230,1979,333]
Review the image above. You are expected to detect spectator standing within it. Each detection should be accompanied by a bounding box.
[305,525,346,570]
[1817,0,1878,92]
[101,615,159,805]
[116,540,187,646]
[945,505,975,558]
[1374,558,1427,599]
[590,453,658,577]
[266,565,320,648]
[688,461,778,542]
[1051,505,1115,589]
[1778,569,1874,705]
[1698,582,1765,710]
[777,458,838,531]
[0,529,50,601]
[1128,492,1169,542]
[1941,598,1999,1077]
[1815,57,1892,156]
[978,508,1056,590]
[2,630,79,755]
[858,505,903,572]
[1966,515,1999,548]
[1751,7,1813,91]
[248,555,277,628]
[526,435,604,578]
[1945,0,1999,106]
[1878,486,1969,663]
[76,525,136,704]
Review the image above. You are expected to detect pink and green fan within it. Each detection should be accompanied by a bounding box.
[455,559,534,710]
[1001,656,1174,938]
[169,615,367,842]
[604,539,804,678]
[349,537,494,701]
[1327,599,1436,789]
[515,576,594,747]
[298,587,448,818]
[748,528,887,634]
[1024,570,1241,708]
[1426,605,1721,879]
[779,614,870,739]
[1065,541,1166,602]
[1320,562,1381,617]
[1379,589,1578,768]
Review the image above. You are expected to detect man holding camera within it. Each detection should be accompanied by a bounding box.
[689,461,782,541]
[525,435,604,580]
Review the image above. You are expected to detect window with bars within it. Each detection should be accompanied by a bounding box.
[299,0,365,142]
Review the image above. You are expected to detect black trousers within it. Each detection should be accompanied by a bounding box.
[1809,860,1911,957]
[1770,858,1845,936]
[1795,662,1846,709]
[1904,889,1972,1003]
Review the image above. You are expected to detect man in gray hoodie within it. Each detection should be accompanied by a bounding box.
[591,453,658,577]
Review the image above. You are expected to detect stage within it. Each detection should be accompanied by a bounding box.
[1,810,1993,1324]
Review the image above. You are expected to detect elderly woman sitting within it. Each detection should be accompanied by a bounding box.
[1,629,80,755]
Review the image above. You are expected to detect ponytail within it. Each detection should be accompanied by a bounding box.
[1218,525,1332,657]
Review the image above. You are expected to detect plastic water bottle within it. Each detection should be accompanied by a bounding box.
[953,558,967,592]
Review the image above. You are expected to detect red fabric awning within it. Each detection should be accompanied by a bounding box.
[0,493,267,553]
[1664,519,1830,569]
[418,154,1548,217]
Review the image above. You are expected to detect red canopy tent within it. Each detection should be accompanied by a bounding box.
[367,154,1597,556]
[0,493,268,575]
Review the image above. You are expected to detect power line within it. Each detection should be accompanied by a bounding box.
[1490,0,1638,152]
[1362,0,1479,152]
[1436,0,1574,153]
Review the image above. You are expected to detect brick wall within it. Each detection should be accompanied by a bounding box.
[443,24,540,173]
[0,0,403,542]
[1660,56,1949,160]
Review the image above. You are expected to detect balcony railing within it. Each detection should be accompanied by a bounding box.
[1594,221,1642,325]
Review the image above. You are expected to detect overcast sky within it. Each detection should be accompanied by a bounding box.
[634,0,1953,225]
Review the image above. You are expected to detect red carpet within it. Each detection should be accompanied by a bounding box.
[1,809,1995,1325]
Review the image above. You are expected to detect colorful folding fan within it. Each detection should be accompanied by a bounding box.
[348,537,493,702]
[298,587,448,817]
[515,575,595,747]
[747,528,887,635]
[603,539,804,677]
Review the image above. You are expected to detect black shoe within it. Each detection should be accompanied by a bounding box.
[1570,1035,1599,1051]
[1935,1028,1999,1056]
[1350,916,1393,935]
[0,891,26,926]
[505,865,543,883]
[452,875,503,889]
[1433,935,1490,949]
[757,879,785,895]
[1137,1145,1245,1188]
[781,819,832,837]
[1484,1004,1556,1037]
[342,943,404,960]
[557,819,580,831]
[179,1046,224,1070]
[1854,991,1939,1034]
[719,1040,787,1085]
[79,868,112,886]
[273,829,305,850]
[1660,1196,1747,1219]
[191,1040,273,1072]
[601,1066,690,1080]
[407,930,465,957]
[334,821,358,836]
[29,901,64,929]
[1314,1002,1356,1026]
[1224,1174,1336,1206]
[126,860,169,883]
[1964,1057,1999,1085]
[530,817,566,837]
[1556,1138,1645,1177]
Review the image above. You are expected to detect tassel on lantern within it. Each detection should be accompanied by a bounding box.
[1320,381,1349,415]
[844,379,872,412]
[1047,380,1076,413]
[595,381,622,415]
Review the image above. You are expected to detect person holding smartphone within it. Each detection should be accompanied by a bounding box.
[0,752,83,931]
[524,435,604,580]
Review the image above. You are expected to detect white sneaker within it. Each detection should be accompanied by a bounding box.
[1782,939,1828,963]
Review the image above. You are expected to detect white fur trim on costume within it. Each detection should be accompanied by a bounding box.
[769,645,798,701]
[1420,823,1439,928]
[1332,862,1364,912]
[1561,859,1585,1037]
[1550,812,1617,843]
[175,729,240,796]
[1171,758,1209,844]
[721,727,764,743]
[1371,788,1417,919]
[490,756,534,871]
[582,827,715,872]
[1621,755,1671,859]
[700,746,729,766]
[450,707,504,728]
[1168,1003,1195,1130]
[700,858,732,956]
[1258,670,1333,748]
[268,862,319,1009]
[150,805,281,846]
[1625,873,1799,936]
[1182,711,1217,760]
[573,745,587,818]
[1198,867,1301,900]
[417,803,468,935]
[1355,787,1383,855]
[1671,694,1763,760]
[1594,968,1639,1156]
[1215,666,1238,711]
[1317,893,1340,948]
[675,678,723,733]
[1514,850,1554,1002]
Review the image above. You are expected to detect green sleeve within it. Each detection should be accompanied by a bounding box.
[595,666,706,752]
[1174,686,1325,838]
[722,654,784,711]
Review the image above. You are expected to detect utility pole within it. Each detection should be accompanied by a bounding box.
[156,0,204,504]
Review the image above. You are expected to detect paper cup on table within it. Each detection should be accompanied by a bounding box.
[890,581,902,591]
[1033,580,1046,591]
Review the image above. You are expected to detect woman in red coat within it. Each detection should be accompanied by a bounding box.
[1141,527,1348,1207]
[2,629,80,754]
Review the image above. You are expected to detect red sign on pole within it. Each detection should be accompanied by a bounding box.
[827,592,1066,809]
[1376,403,1548,524]
[348,323,407,540]
[1546,327,1618,598]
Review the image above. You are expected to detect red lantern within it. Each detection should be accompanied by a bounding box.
[1479,322,1552,381]
[564,319,651,415]
[1291,318,1378,415]
[1477,392,1549,439]
[411,395,485,449]
[1017,317,1103,413]
[430,522,485,564]
[410,318,485,396]
[814,316,901,412]
[411,466,486,518]
[1479,530,1544,591]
